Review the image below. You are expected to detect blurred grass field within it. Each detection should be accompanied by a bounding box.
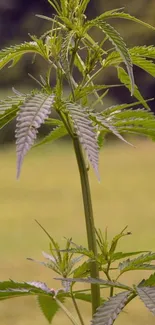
[0,139,155,324]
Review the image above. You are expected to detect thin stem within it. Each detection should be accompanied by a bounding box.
[73,137,100,315]
[71,288,85,325]
[55,297,80,325]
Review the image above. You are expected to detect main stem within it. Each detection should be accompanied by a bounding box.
[73,137,100,315]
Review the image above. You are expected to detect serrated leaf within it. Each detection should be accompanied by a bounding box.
[37,295,60,323]
[67,103,99,180]
[15,93,54,178]
[137,287,155,315]
[73,261,90,278]
[109,226,131,255]
[34,124,68,148]
[60,30,75,74]
[141,273,155,287]
[131,56,155,78]
[130,45,155,59]
[0,280,55,301]
[102,100,153,117]
[0,41,48,70]
[91,291,130,325]
[119,252,155,274]
[88,20,134,94]
[0,106,18,129]
[55,277,132,291]
[98,11,155,31]
[0,95,25,115]
[90,113,133,147]
[117,67,149,109]
[111,251,149,262]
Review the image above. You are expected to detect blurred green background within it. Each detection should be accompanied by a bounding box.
[0,0,155,324]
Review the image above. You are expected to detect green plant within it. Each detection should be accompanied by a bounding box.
[1,0,155,324]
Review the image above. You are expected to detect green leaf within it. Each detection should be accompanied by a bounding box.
[0,41,48,70]
[60,30,75,74]
[87,21,134,94]
[34,125,68,148]
[78,0,91,14]
[141,273,155,287]
[102,100,153,117]
[90,113,133,146]
[73,261,90,278]
[37,295,60,323]
[0,106,18,130]
[111,251,149,262]
[119,252,155,274]
[98,11,155,31]
[117,67,149,109]
[91,291,130,325]
[0,280,55,301]
[130,46,155,59]
[73,292,92,303]
[109,226,131,255]
[137,287,155,316]
[131,56,155,78]
[110,108,155,141]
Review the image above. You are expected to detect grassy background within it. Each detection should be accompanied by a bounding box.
[0,139,155,324]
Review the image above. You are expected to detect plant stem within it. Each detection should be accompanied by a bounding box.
[71,288,85,325]
[55,297,80,325]
[73,137,100,315]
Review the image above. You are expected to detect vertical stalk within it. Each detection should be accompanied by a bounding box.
[73,137,100,315]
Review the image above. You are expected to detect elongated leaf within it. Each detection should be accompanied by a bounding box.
[34,124,68,148]
[137,287,155,315]
[55,277,132,291]
[37,295,60,323]
[15,93,54,178]
[67,103,99,179]
[88,20,134,94]
[0,280,55,301]
[0,106,18,129]
[102,100,153,116]
[60,30,75,74]
[73,292,92,303]
[90,113,133,146]
[111,251,149,262]
[0,94,25,115]
[0,41,48,70]
[131,56,155,77]
[91,291,130,325]
[73,261,90,278]
[109,226,130,255]
[130,45,155,59]
[117,67,149,109]
[119,252,155,274]
[98,11,155,31]
[141,273,155,286]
